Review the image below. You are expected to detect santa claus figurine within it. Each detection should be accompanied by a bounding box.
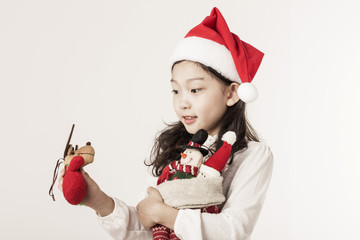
[153,129,236,240]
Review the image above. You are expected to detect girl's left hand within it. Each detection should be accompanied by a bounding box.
[136,187,164,229]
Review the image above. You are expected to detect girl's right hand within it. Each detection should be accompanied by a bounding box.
[58,167,101,208]
[58,168,115,216]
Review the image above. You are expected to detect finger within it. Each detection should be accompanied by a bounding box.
[148,186,160,195]
[80,168,86,176]
[147,187,155,194]
[58,177,63,192]
[57,168,65,192]
[147,187,163,200]
[59,168,65,177]
[80,168,89,179]
[80,168,94,185]
[135,201,141,212]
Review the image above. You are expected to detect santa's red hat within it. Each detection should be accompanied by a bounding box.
[169,7,264,103]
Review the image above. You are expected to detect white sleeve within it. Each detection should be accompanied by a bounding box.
[96,174,157,240]
[173,142,274,240]
[96,197,153,240]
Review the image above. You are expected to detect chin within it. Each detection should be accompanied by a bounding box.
[183,125,202,135]
[186,129,197,134]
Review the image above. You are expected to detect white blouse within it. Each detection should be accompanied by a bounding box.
[97,136,274,240]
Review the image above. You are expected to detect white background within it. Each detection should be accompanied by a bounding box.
[0,0,359,239]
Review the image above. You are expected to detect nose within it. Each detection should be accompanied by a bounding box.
[179,94,191,109]
[181,153,187,159]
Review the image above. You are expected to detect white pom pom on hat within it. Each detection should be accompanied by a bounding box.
[169,7,264,103]
[237,82,258,103]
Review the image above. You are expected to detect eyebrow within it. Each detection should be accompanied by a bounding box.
[170,77,204,83]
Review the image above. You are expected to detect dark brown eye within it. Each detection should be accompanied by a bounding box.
[191,89,200,93]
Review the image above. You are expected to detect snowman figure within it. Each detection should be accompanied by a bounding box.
[157,129,237,184]
[153,129,236,240]
[157,129,209,184]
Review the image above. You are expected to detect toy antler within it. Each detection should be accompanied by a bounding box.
[64,124,75,158]
[49,124,75,201]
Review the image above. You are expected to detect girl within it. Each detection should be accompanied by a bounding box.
[58,7,273,240]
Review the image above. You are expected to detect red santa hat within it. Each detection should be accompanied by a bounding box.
[169,7,264,103]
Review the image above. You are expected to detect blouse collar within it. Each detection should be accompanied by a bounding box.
[202,134,218,149]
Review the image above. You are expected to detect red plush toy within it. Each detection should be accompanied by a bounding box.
[49,124,95,205]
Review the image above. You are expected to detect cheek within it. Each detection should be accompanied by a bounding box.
[172,98,181,116]
[198,96,226,114]
[199,98,227,121]
[172,97,177,109]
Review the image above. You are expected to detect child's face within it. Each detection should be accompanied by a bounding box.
[171,61,233,136]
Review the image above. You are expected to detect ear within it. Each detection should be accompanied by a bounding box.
[226,83,240,107]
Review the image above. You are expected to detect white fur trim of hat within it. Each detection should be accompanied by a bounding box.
[169,37,241,83]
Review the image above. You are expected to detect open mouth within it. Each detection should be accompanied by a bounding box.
[183,116,197,124]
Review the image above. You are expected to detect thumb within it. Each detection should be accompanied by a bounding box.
[147,187,163,201]
[80,168,93,185]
